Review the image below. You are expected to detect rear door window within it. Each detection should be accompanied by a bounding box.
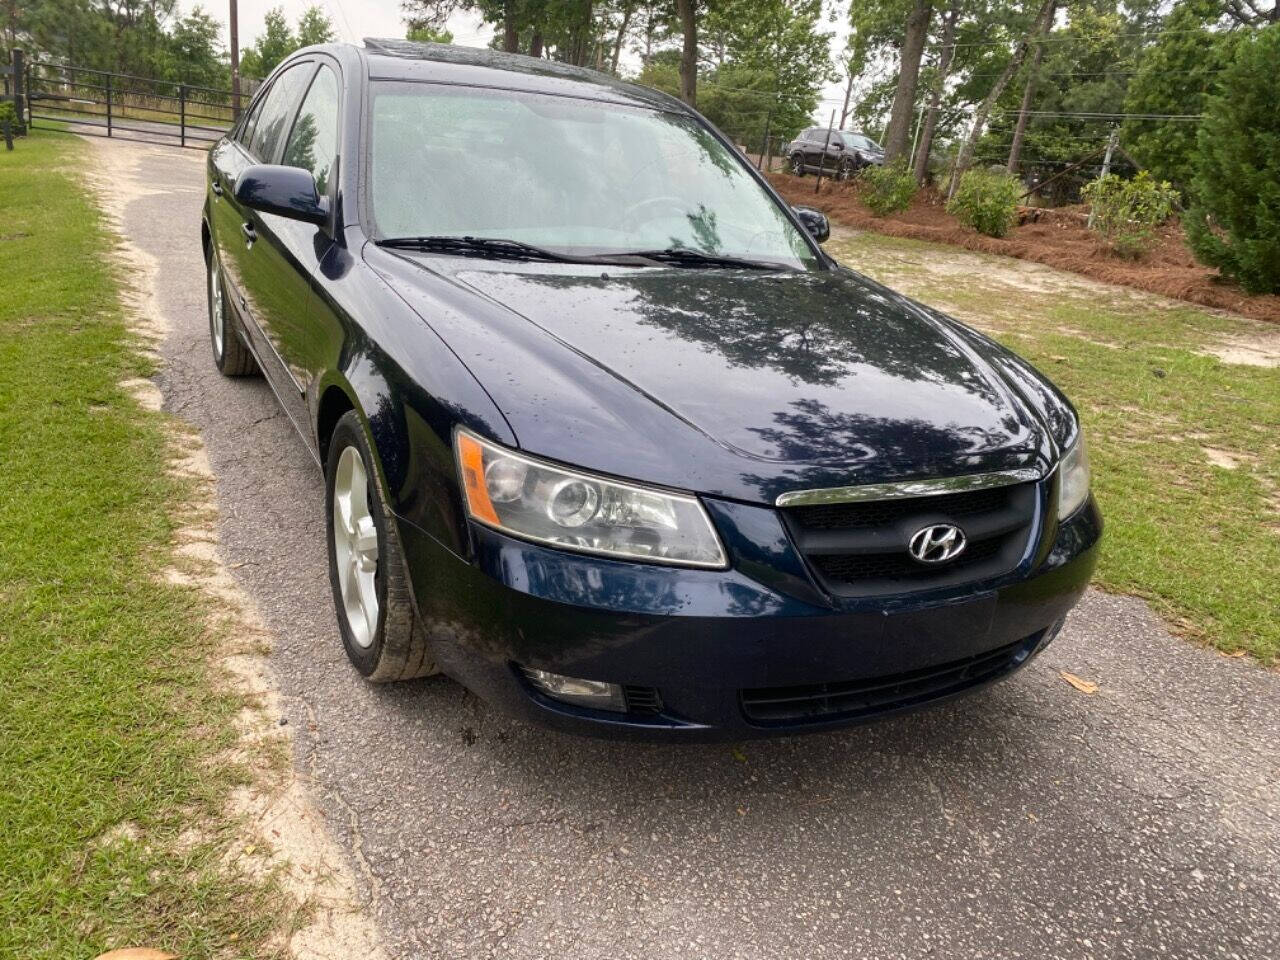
[248,62,314,162]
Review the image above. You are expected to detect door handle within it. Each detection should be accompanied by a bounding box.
[211,180,223,196]
[241,222,257,244]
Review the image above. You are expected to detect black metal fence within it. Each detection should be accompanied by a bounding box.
[19,55,237,150]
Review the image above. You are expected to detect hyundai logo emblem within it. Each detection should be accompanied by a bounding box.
[909,523,967,564]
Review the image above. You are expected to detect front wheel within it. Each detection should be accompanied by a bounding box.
[207,247,257,377]
[326,410,438,682]
[789,153,806,177]
[835,159,856,182]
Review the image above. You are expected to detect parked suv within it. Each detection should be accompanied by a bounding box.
[787,129,885,179]
[202,40,1099,740]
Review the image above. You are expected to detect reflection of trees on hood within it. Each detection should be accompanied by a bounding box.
[742,397,1033,495]
[620,272,1007,399]
[504,269,1013,396]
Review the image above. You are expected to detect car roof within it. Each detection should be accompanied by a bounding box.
[356,39,690,114]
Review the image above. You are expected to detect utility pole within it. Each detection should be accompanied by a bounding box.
[1087,128,1119,228]
[908,102,925,172]
[229,0,241,117]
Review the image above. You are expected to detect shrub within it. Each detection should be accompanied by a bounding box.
[1082,171,1180,258]
[1185,24,1280,294]
[946,167,1022,238]
[859,160,917,217]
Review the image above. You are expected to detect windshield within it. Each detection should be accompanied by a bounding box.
[368,81,819,270]
[843,133,880,151]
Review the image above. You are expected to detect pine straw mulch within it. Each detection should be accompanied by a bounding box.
[768,173,1280,324]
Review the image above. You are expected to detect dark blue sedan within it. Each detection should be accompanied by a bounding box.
[201,39,1100,740]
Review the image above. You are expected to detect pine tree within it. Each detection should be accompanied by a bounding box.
[1185,25,1280,294]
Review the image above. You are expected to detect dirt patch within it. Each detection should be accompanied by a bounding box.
[771,174,1280,324]
[92,139,386,960]
[1201,327,1280,368]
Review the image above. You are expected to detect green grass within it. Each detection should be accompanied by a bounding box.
[830,230,1280,663]
[0,133,286,956]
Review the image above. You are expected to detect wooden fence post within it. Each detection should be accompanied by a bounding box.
[105,71,112,137]
[179,84,186,147]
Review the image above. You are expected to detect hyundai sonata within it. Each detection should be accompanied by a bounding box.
[201,40,1101,739]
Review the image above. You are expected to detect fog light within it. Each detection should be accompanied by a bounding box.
[521,666,626,712]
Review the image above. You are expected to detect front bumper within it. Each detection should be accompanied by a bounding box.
[398,494,1102,741]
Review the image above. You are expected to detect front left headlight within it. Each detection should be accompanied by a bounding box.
[455,429,727,569]
[1057,433,1091,519]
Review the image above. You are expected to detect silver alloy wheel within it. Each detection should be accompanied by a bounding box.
[209,252,225,357]
[790,154,803,174]
[333,445,380,649]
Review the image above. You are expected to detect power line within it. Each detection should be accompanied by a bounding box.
[938,25,1236,53]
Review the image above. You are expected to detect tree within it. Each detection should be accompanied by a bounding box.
[1005,0,1053,172]
[167,7,229,87]
[882,0,933,161]
[676,0,698,103]
[406,21,455,43]
[913,0,960,182]
[1124,0,1234,192]
[239,7,296,78]
[1185,24,1280,293]
[951,0,1055,189]
[297,6,336,46]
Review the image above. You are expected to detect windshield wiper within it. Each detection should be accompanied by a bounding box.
[376,235,597,264]
[615,247,783,271]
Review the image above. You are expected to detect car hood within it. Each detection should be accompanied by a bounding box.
[367,251,1058,504]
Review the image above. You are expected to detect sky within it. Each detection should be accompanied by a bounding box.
[186,0,854,126]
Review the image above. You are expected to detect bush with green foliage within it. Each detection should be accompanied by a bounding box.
[859,160,918,216]
[946,167,1022,238]
[1081,171,1180,258]
[0,102,18,148]
[1185,25,1280,295]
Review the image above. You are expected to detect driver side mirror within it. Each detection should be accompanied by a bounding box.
[792,205,830,244]
[234,164,329,226]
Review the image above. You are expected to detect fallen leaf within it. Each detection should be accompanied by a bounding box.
[1225,649,1247,658]
[243,844,256,855]
[95,950,178,960]
[731,748,747,763]
[1060,672,1099,695]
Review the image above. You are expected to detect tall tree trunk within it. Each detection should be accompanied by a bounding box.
[913,0,959,183]
[1006,1,1054,173]
[610,3,634,74]
[882,0,933,162]
[530,29,544,58]
[839,59,856,128]
[675,0,697,106]
[951,0,1056,192]
[503,1,519,53]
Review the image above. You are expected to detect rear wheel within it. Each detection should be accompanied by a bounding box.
[207,248,257,377]
[789,152,806,177]
[326,410,437,682]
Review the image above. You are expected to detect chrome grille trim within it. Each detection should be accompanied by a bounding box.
[774,468,1044,508]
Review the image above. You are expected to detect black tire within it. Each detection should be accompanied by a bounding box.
[835,159,856,182]
[207,246,258,377]
[789,153,806,177]
[325,410,438,682]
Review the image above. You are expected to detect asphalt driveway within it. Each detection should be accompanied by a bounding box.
[94,137,1280,960]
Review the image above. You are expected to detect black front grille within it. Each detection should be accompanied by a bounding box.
[741,633,1039,725]
[783,481,1038,597]
[790,486,1011,530]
